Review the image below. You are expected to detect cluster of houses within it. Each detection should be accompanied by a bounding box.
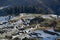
[0,13,60,40]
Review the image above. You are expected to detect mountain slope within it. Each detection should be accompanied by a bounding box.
[0,0,60,15]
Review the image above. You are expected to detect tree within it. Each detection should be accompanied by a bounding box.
[13,37,21,40]
[30,17,44,25]
[22,37,29,40]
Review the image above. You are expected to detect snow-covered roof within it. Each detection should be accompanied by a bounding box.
[29,30,58,40]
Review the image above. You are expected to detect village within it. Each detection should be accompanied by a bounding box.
[0,13,60,40]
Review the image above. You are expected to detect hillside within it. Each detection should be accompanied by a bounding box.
[0,0,60,15]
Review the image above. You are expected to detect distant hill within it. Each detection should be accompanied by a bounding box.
[0,0,60,16]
